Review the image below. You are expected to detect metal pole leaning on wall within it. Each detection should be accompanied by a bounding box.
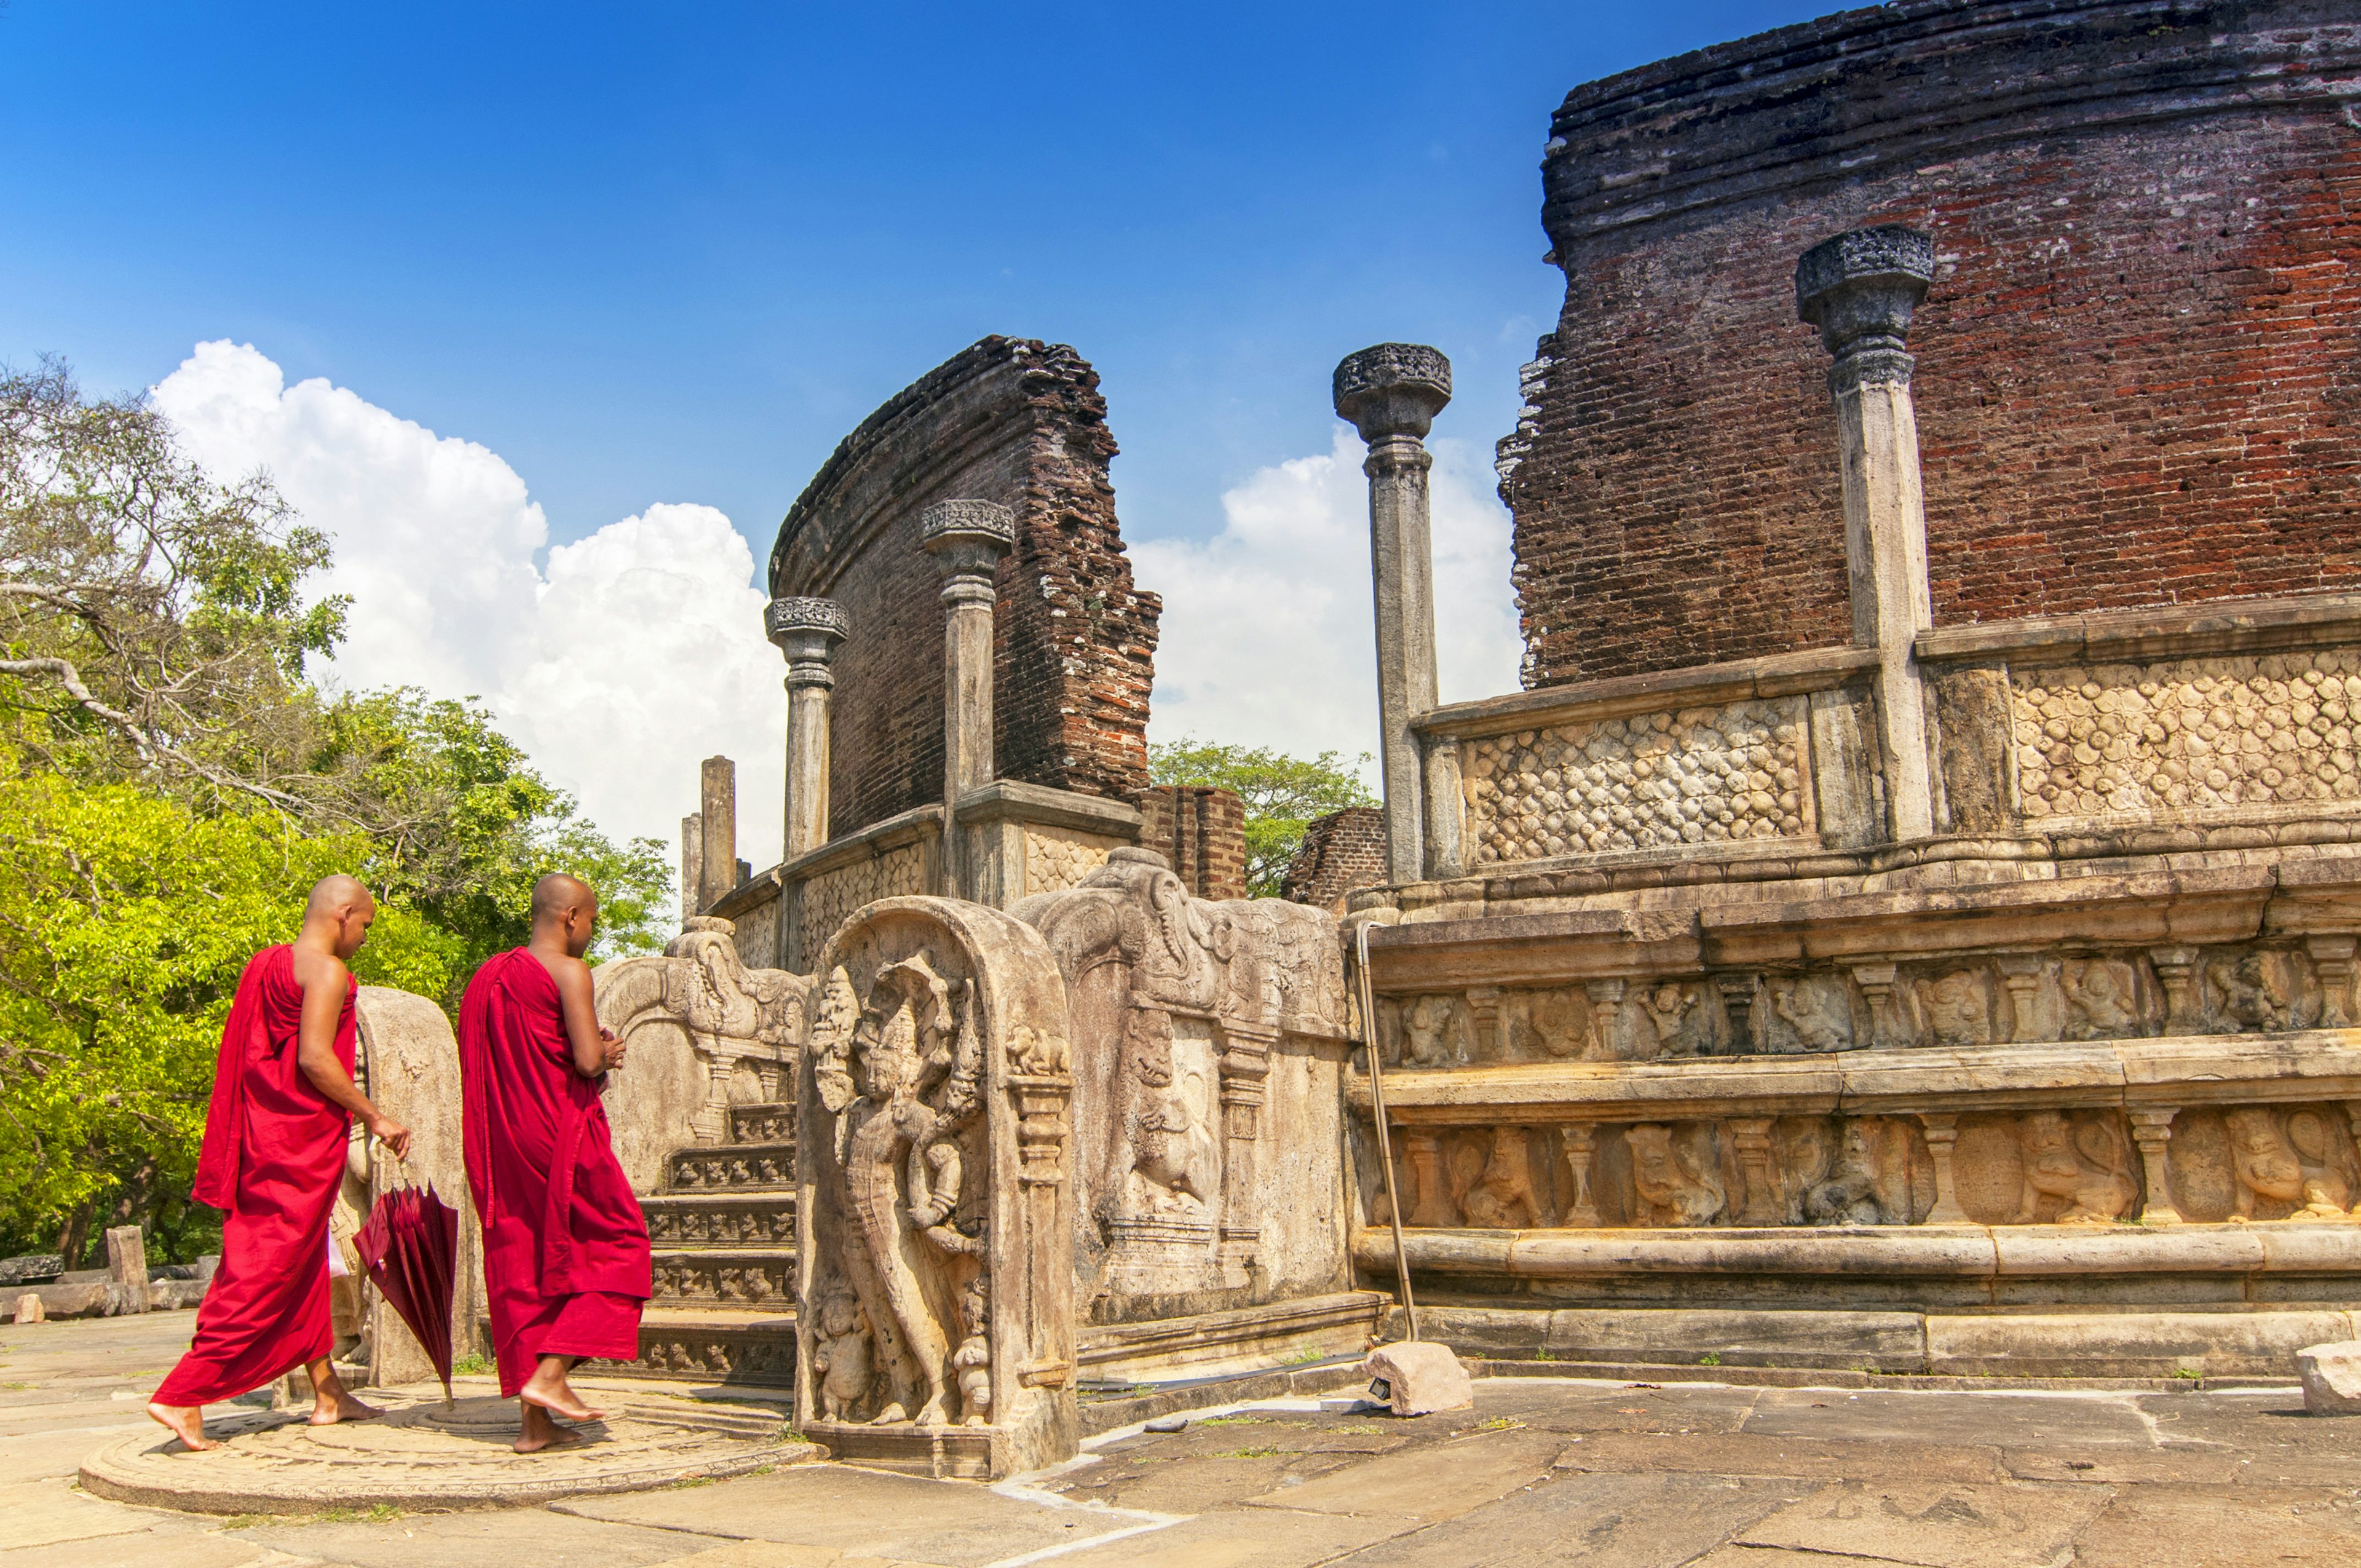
[1355,918,1419,1343]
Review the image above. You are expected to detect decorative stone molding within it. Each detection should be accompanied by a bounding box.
[1332,343,1453,441]
[1795,224,1935,391]
[764,595,850,663]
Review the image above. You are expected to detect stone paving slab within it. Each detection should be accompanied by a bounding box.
[1734,1480,2112,1568]
[1322,1471,1800,1568]
[2067,1487,2361,1567]
[553,1464,1145,1565]
[229,1505,736,1568]
[1240,1427,1564,1522]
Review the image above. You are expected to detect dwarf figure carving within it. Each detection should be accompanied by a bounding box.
[811,1290,874,1421]
[1513,991,1589,1060]
[1921,971,1993,1048]
[1638,984,1707,1059]
[952,1275,992,1428]
[2214,954,2293,1033]
[1775,1118,1834,1225]
[1769,979,1849,1055]
[1460,1128,1543,1229]
[2013,1111,2134,1224]
[1627,1123,1725,1227]
[1402,996,1455,1066]
[2062,959,2143,1040]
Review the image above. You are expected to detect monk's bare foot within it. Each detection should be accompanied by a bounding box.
[518,1364,603,1423]
[514,1404,587,1454]
[309,1388,383,1426]
[147,1401,217,1452]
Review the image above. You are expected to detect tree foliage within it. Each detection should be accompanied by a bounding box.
[0,360,671,1262]
[1147,737,1377,898]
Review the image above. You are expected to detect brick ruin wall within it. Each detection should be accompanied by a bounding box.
[1281,806,1388,913]
[770,338,1161,838]
[1136,785,1248,902]
[1501,0,2361,689]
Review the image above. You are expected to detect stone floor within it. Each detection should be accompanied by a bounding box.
[7,1310,2361,1567]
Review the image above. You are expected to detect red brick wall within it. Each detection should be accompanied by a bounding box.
[1136,785,1248,902]
[1281,806,1388,913]
[770,338,1160,839]
[1504,0,2361,688]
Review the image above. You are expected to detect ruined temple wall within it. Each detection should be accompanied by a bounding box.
[770,338,1160,836]
[1504,0,2361,687]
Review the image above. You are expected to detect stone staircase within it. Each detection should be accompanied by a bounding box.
[623,1101,798,1387]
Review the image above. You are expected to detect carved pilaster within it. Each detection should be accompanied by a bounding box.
[1404,1129,1453,1228]
[1560,1123,1600,1227]
[1217,1025,1275,1288]
[1464,986,1503,1060]
[1915,1112,1970,1224]
[2129,1109,2183,1224]
[1010,1074,1073,1388]
[923,500,1016,899]
[1998,956,2044,1043]
[1716,975,1759,1053]
[1585,979,1628,1060]
[1729,1117,1781,1225]
[1853,964,1906,1049]
[766,595,848,862]
[2306,936,2357,1028]
[2149,947,2203,1034]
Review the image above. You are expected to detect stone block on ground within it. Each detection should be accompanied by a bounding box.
[2296,1339,2361,1415]
[13,1292,43,1323]
[1361,1340,1473,1416]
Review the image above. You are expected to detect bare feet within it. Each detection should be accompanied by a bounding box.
[147,1401,217,1452]
[309,1387,384,1426]
[518,1356,604,1423]
[513,1403,587,1454]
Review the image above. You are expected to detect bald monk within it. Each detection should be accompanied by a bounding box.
[461,874,650,1452]
[148,876,413,1451]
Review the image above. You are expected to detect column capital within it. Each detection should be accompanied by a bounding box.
[1797,225,1934,386]
[764,595,848,687]
[921,498,1016,595]
[1332,343,1453,443]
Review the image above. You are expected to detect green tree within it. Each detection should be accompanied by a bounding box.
[1148,737,1378,897]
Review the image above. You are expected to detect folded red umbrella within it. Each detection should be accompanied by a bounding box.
[354,1181,459,1408]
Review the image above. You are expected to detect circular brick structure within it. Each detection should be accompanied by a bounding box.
[1501,0,2361,688]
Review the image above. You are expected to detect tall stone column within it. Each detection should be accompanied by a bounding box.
[1798,226,1939,843]
[1334,344,1452,885]
[697,756,737,914]
[765,596,848,862]
[923,500,1016,898]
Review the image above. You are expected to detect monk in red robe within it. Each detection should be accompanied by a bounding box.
[461,873,649,1452]
[148,875,413,1451]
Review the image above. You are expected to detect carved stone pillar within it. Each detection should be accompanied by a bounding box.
[1334,344,1451,885]
[1216,1024,1274,1288]
[1717,974,1760,1052]
[1559,1123,1600,1227]
[1798,226,1938,843]
[680,812,703,924]
[1915,1112,1970,1223]
[698,756,738,914]
[1853,964,1906,1049]
[1998,956,2045,1043]
[2129,1109,2183,1224]
[2306,936,2357,1027]
[1464,987,1503,1060]
[922,501,1016,899]
[2149,947,2204,1034]
[1585,980,1628,1061]
[1404,1128,1453,1228]
[1729,1118,1782,1225]
[766,596,848,862]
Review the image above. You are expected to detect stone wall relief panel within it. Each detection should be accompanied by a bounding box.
[2164,1103,2361,1224]
[2012,653,2361,825]
[1022,826,1117,897]
[794,897,1076,1479]
[1460,697,1812,867]
[796,842,931,975]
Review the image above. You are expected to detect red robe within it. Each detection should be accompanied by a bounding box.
[460,949,650,1397]
[154,946,352,1407]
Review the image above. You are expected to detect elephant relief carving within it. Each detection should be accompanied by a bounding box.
[2225,1108,2355,1222]
[1626,1123,1725,1227]
[2015,1111,2137,1224]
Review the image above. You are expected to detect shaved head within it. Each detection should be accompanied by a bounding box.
[306,874,374,919]
[531,873,596,923]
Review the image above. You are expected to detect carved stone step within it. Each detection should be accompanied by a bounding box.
[615,1307,799,1388]
[667,1142,794,1193]
[727,1103,796,1145]
[643,1192,798,1249]
[651,1249,797,1310]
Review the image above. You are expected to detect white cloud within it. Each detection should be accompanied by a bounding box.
[151,341,783,881]
[1135,425,1523,778]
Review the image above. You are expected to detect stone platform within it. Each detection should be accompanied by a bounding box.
[76,1381,806,1516]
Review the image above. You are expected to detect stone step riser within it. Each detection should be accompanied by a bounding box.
[644,1202,798,1250]
[651,1253,797,1309]
[666,1144,794,1193]
[727,1104,796,1144]
[615,1322,798,1387]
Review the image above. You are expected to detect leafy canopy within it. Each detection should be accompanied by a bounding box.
[1147,737,1377,898]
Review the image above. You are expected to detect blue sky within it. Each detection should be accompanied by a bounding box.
[1,1,1829,864]
[2,1,1824,550]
